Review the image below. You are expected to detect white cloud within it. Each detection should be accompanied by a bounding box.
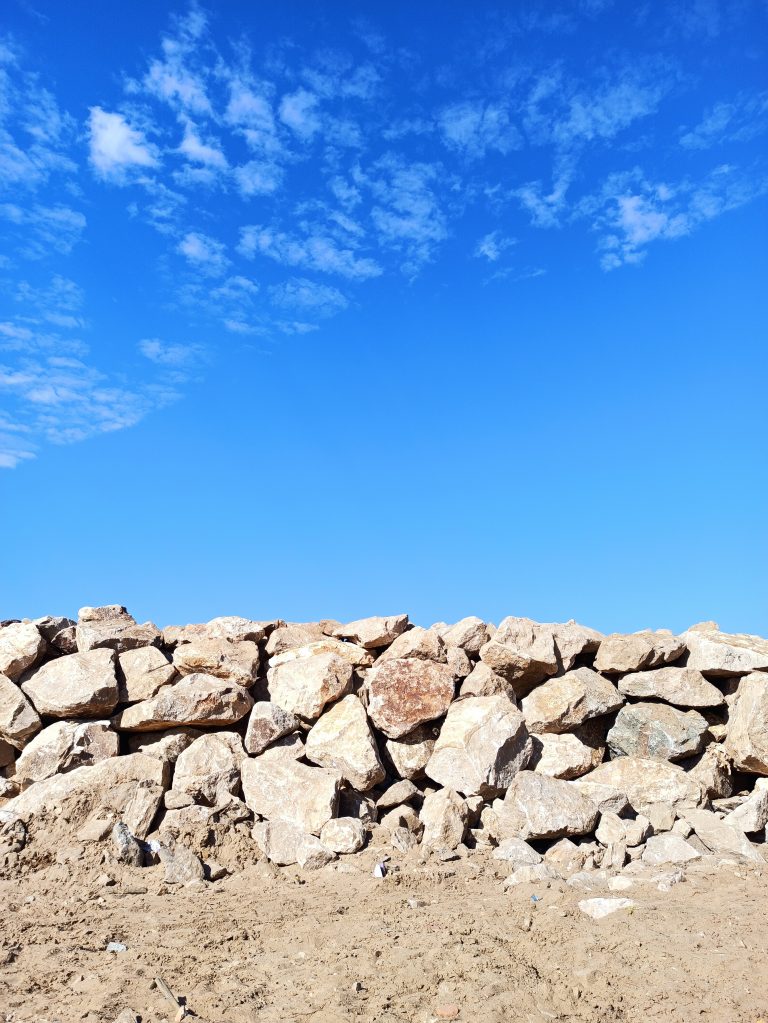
[0,203,86,257]
[680,92,768,150]
[177,231,229,275]
[178,120,227,168]
[474,231,516,261]
[269,277,348,317]
[278,88,321,139]
[239,224,381,280]
[438,101,520,159]
[139,7,212,115]
[88,107,158,178]
[234,159,283,196]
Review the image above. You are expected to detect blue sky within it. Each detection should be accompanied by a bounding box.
[1,0,766,633]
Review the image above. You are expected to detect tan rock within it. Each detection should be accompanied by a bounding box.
[251,819,333,868]
[478,617,559,695]
[682,807,763,863]
[617,667,724,708]
[0,623,46,680]
[376,627,447,663]
[551,620,604,671]
[420,787,469,850]
[172,731,245,805]
[319,816,366,854]
[726,779,768,833]
[14,720,118,784]
[682,623,768,676]
[492,837,542,865]
[241,756,340,835]
[76,606,160,653]
[584,756,706,811]
[533,728,604,780]
[521,667,623,734]
[498,772,599,840]
[0,672,42,748]
[269,638,374,670]
[0,737,14,768]
[376,779,420,810]
[642,833,701,865]
[165,616,274,647]
[724,672,768,774]
[439,617,492,656]
[118,646,176,703]
[21,649,119,718]
[607,703,709,762]
[32,616,77,655]
[570,780,629,815]
[458,662,515,700]
[244,702,300,755]
[424,695,532,797]
[384,724,437,780]
[113,673,253,731]
[265,623,330,657]
[173,638,260,687]
[267,652,353,720]
[445,646,472,680]
[366,658,455,739]
[305,695,385,791]
[126,728,202,763]
[332,614,409,650]
[593,631,685,673]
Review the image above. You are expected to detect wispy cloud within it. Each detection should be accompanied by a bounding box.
[269,277,348,317]
[239,223,381,280]
[177,231,229,275]
[473,230,516,261]
[88,106,158,178]
[438,101,520,159]
[680,92,768,150]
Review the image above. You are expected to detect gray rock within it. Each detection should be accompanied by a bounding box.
[607,703,709,762]
[112,822,144,866]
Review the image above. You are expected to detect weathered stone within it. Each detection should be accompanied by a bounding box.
[544,837,595,874]
[425,695,532,797]
[498,772,599,840]
[376,627,447,663]
[252,819,304,865]
[439,617,491,656]
[533,728,604,780]
[492,837,542,865]
[551,621,604,671]
[384,724,437,779]
[267,652,353,721]
[504,862,560,887]
[521,668,623,734]
[173,638,260,687]
[419,788,469,850]
[319,816,366,854]
[478,617,559,695]
[724,672,768,775]
[376,780,420,810]
[459,662,515,700]
[595,812,650,848]
[264,622,328,657]
[445,646,473,680]
[76,606,160,653]
[158,840,205,884]
[112,821,143,866]
[687,745,734,799]
[241,756,340,835]
[380,804,423,842]
[682,622,768,676]
[578,898,636,920]
[682,807,763,862]
[126,728,202,763]
[643,802,676,833]
[260,732,305,760]
[269,638,374,670]
[297,834,336,870]
[0,752,168,839]
[22,649,119,718]
[118,646,176,703]
[617,667,724,708]
[33,616,77,655]
[305,695,385,790]
[0,672,41,748]
[172,732,245,805]
[641,833,701,865]
[593,630,685,673]
[244,701,300,755]
[585,757,706,811]
[570,781,629,815]
[607,703,709,762]
[332,614,409,650]
[15,720,119,784]
[0,623,46,680]
[166,616,273,647]
[725,779,768,833]
[366,658,455,739]
[0,737,14,768]
[113,674,253,731]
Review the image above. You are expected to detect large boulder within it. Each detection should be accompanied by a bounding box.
[682,808,763,863]
[118,646,177,703]
[14,720,118,784]
[550,620,604,671]
[331,615,409,650]
[459,662,515,700]
[384,724,437,780]
[681,622,768,676]
[21,649,119,718]
[642,833,701,865]
[267,652,353,721]
[424,695,532,797]
[420,787,469,850]
[269,639,374,670]
[171,731,245,805]
[726,779,768,834]
[520,667,623,734]
[497,772,599,840]
[532,728,604,780]
[127,728,202,763]
[172,638,260,687]
[617,667,724,708]
[724,672,768,774]
[375,627,447,663]
[0,752,168,839]
[241,756,340,835]
[594,631,685,673]
[32,616,77,655]
[438,617,492,656]
[76,605,160,653]
[113,673,253,731]
[607,703,709,762]
[0,673,42,748]
[0,623,46,681]
[244,701,300,756]
[478,617,559,695]
[305,695,385,791]
[584,756,706,811]
[366,658,455,739]
[320,817,366,854]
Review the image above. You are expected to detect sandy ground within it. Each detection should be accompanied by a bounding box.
[1,847,767,1023]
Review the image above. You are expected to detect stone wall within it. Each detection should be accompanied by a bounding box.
[1,607,767,879]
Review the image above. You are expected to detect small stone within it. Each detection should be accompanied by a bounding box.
[376,779,420,810]
[503,862,559,887]
[112,822,144,867]
[158,840,205,884]
[420,788,469,850]
[578,897,636,920]
[244,702,300,756]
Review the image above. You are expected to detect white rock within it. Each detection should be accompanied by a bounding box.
[172,732,245,805]
[14,720,118,784]
[617,667,724,708]
[22,649,119,718]
[478,617,559,695]
[420,788,469,850]
[375,626,447,663]
[384,724,437,780]
[241,756,340,836]
[492,837,542,865]
[584,756,706,811]
[319,817,366,854]
[578,898,636,920]
[682,808,764,863]
[305,695,386,791]
[76,606,160,653]
[570,781,629,815]
[725,779,768,833]
[593,631,685,673]
[498,772,599,840]
[267,652,353,721]
[682,623,768,676]
[269,638,374,670]
[503,863,559,887]
[642,833,701,865]
[533,730,604,780]
[724,672,768,775]
[439,617,491,656]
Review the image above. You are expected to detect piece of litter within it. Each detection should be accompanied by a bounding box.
[530,894,541,903]
[106,942,127,953]
[373,862,388,878]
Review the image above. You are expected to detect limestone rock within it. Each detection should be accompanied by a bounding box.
[22,649,119,718]
[33,616,77,655]
[0,752,168,839]
[376,779,420,810]
[545,837,595,874]
[305,695,385,790]
[76,606,160,653]
[504,863,560,886]
[384,724,437,780]
[165,616,273,646]
[241,756,340,835]
[172,732,245,805]
[332,614,409,650]
[366,658,456,739]
[244,702,300,756]
[126,728,202,763]
[459,662,515,700]
[267,652,353,721]
[376,626,447,663]
[570,781,629,815]
[15,720,119,784]
[578,898,636,920]
[607,703,709,762]
[687,745,734,799]
[439,617,491,656]
[252,819,305,865]
[550,620,604,671]
[264,622,328,657]
[726,779,768,834]
[320,816,366,854]
[0,672,42,748]
[585,756,706,811]
[113,673,253,731]
[0,623,46,680]
[478,617,559,695]
[533,728,604,780]
[173,638,260,687]
[492,837,542,865]
[159,840,205,884]
[118,646,176,703]
[594,631,685,674]
[269,638,374,670]
[595,812,650,848]
[724,672,768,775]
[420,788,469,850]
[682,623,768,676]
[521,667,623,734]
[498,772,599,840]
[682,807,763,862]
[297,834,336,870]
[641,833,701,865]
[617,667,724,708]
[424,695,532,797]
[445,645,473,680]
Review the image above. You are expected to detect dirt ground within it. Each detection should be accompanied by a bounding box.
[1,845,767,1023]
